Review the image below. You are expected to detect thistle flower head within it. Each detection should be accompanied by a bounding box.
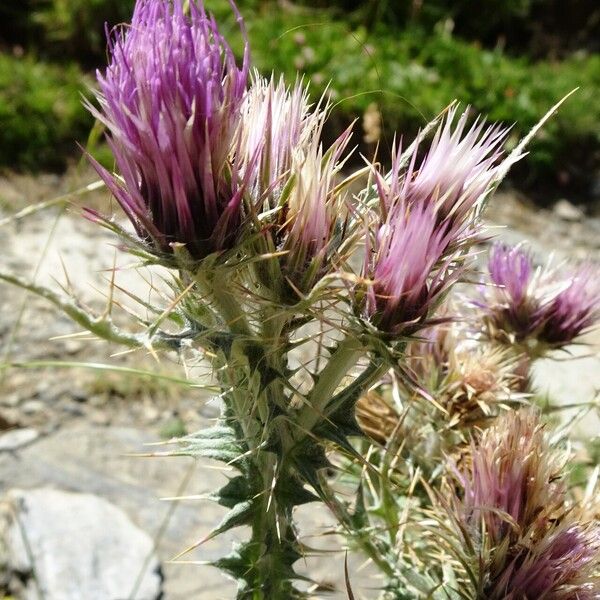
[448,409,600,599]
[537,264,600,346]
[86,0,249,260]
[364,198,458,335]
[357,109,511,337]
[391,107,511,235]
[483,243,600,352]
[281,126,352,283]
[400,321,520,432]
[489,522,600,600]
[459,410,565,544]
[488,242,534,306]
[238,74,323,210]
[238,74,352,296]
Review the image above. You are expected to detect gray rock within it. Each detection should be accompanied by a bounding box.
[0,429,39,452]
[3,488,162,600]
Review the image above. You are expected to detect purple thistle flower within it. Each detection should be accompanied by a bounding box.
[459,410,564,545]
[483,243,600,351]
[537,264,600,346]
[490,523,600,600]
[358,108,513,337]
[484,243,542,340]
[363,197,462,335]
[488,243,534,306]
[452,409,600,599]
[86,0,249,260]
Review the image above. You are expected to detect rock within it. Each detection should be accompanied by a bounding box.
[553,198,583,222]
[20,400,46,416]
[1,394,20,408]
[2,488,162,600]
[0,429,39,452]
[0,426,238,599]
[90,410,111,426]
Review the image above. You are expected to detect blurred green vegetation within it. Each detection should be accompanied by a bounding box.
[0,54,92,170]
[0,0,598,199]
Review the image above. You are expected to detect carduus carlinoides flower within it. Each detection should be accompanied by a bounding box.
[483,243,600,353]
[86,0,249,260]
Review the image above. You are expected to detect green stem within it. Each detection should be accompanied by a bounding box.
[296,335,366,435]
[204,274,252,338]
[319,474,396,579]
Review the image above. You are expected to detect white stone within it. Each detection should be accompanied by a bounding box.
[4,488,161,600]
[553,198,583,221]
[0,429,39,452]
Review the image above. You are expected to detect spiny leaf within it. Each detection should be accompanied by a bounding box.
[211,476,252,509]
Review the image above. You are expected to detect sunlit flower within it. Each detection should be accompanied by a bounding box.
[451,409,600,599]
[86,0,249,259]
[489,522,600,600]
[458,409,565,544]
[537,264,600,346]
[364,197,459,335]
[382,107,512,236]
[358,109,512,336]
[238,74,323,210]
[483,243,600,353]
[238,74,352,295]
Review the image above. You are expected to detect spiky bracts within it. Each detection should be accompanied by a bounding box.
[356,320,521,476]
[483,243,600,355]
[445,410,600,599]
[86,0,249,259]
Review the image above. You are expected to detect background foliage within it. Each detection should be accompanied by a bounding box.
[0,0,598,200]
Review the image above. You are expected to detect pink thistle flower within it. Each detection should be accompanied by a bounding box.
[359,109,513,337]
[238,75,323,210]
[484,243,542,340]
[85,0,249,260]
[452,409,600,599]
[238,74,352,294]
[489,523,600,600]
[364,198,460,335]
[459,410,565,545]
[537,264,600,346]
[280,124,352,288]
[483,243,600,351]
[388,107,512,237]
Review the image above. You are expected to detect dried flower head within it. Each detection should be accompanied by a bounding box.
[86,0,249,260]
[483,243,600,353]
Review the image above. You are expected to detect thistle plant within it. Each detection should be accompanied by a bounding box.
[0,0,593,598]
